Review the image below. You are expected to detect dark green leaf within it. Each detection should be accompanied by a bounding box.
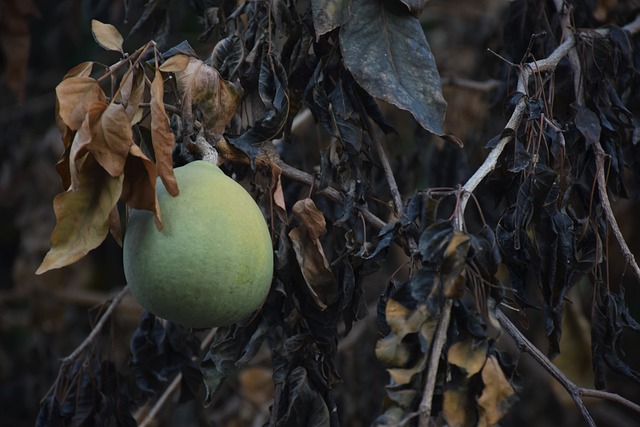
[340,0,447,135]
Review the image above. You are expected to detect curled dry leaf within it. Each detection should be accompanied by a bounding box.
[150,69,179,197]
[122,144,161,228]
[56,77,107,131]
[63,61,94,79]
[175,57,242,139]
[442,230,471,298]
[477,356,516,426]
[448,338,488,378]
[36,155,124,274]
[288,198,337,310]
[443,383,477,427]
[118,65,145,122]
[90,19,124,54]
[270,161,287,223]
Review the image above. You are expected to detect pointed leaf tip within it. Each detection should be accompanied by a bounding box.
[91,19,124,54]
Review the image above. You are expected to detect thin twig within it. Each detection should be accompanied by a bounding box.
[418,299,453,425]
[579,388,640,413]
[138,327,218,427]
[497,310,596,426]
[373,136,404,220]
[61,285,130,364]
[594,142,640,284]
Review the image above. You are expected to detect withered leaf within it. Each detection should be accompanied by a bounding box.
[79,102,134,178]
[118,65,145,122]
[175,57,242,138]
[477,356,516,426]
[150,69,179,196]
[442,230,471,298]
[63,61,94,79]
[443,383,477,427]
[56,77,107,131]
[109,205,123,247]
[448,338,488,378]
[122,144,161,228]
[91,19,124,54]
[289,198,337,310]
[159,53,190,73]
[36,155,124,274]
[270,161,287,223]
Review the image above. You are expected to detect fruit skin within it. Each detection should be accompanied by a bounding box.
[123,161,273,328]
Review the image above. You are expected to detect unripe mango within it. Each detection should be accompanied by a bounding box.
[123,161,273,328]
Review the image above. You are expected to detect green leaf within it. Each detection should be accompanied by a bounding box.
[340,0,447,135]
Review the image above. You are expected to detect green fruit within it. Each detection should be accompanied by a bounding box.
[123,160,273,328]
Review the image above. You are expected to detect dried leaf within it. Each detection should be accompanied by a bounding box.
[443,383,477,427]
[289,198,337,309]
[63,61,94,79]
[109,205,123,247]
[150,69,179,196]
[176,57,242,138]
[448,339,488,378]
[36,155,124,274]
[477,356,516,426]
[56,77,107,131]
[159,54,190,72]
[70,101,133,187]
[442,231,471,298]
[270,162,287,223]
[118,65,145,122]
[122,144,161,227]
[311,0,350,39]
[91,19,124,54]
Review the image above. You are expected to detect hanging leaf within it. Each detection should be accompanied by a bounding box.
[159,53,190,73]
[36,155,124,274]
[288,198,338,310]
[90,20,124,54]
[122,143,161,227]
[150,69,179,197]
[56,77,107,132]
[340,0,447,135]
[477,356,517,426]
[118,65,145,122]
[443,382,477,427]
[448,339,489,378]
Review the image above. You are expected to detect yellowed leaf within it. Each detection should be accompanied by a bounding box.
[91,19,124,53]
[289,198,337,309]
[448,338,488,378]
[159,54,190,73]
[443,383,477,427]
[375,333,413,367]
[56,77,106,131]
[477,356,516,426]
[150,69,179,197]
[36,155,124,274]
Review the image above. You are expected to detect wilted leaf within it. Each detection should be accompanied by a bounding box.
[311,0,350,39]
[91,19,124,53]
[573,103,601,147]
[340,0,447,135]
[175,57,243,139]
[150,69,179,196]
[71,102,134,181]
[443,382,477,427]
[56,77,107,131]
[63,61,94,79]
[118,65,145,122]
[375,332,413,367]
[36,155,124,274]
[270,162,287,223]
[477,356,516,426]
[448,339,488,378]
[122,144,161,227]
[442,231,471,298]
[289,198,337,309]
[159,54,190,73]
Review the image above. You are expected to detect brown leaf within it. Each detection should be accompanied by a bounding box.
[63,61,94,79]
[109,205,123,247]
[375,333,413,367]
[270,162,287,223]
[56,77,107,131]
[150,69,179,196]
[175,57,242,138]
[289,198,337,310]
[70,102,133,185]
[36,154,124,274]
[159,54,190,73]
[91,19,124,54]
[118,65,145,122]
[122,144,161,228]
[477,356,516,426]
[442,230,470,298]
[443,383,477,427]
[448,338,488,378]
